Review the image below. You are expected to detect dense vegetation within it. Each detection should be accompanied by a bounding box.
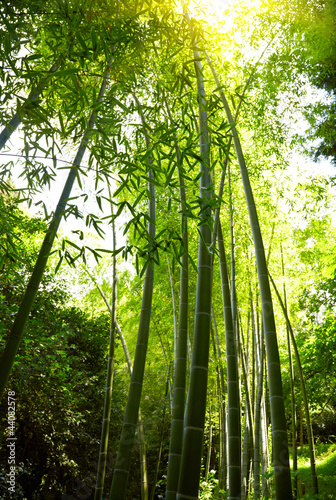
[1,0,336,499]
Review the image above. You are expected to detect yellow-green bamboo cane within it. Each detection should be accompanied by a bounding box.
[269,272,318,496]
[164,96,189,500]
[281,246,298,499]
[254,314,264,500]
[109,94,155,500]
[94,205,117,500]
[211,305,228,491]
[218,221,241,500]
[86,267,148,500]
[206,53,293,499]
[0,55,114,400]
[176,28,213,500]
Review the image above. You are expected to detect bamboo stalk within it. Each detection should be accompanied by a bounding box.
[85,266,149,500]
[94,203,117,500]
[218,221,241,500]
[269,272,318,496]
[211,305,228,492]
[164,94,189,500]
[207,53,293,499]
[109,93,156,500]
[0,55,114,400]
[281,246,298,499]
[176,18,213,499]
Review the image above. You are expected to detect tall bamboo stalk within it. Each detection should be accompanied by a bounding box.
[211,305,228,492]
[207,54,293,499]
[0,56,114,400]
[281,246,298,499]
[205,402,213,481]
[241,313,250,499]
[269,273,318,496]
[86,268,149,500]
[218,221,241,500]
[176,27,213,500]
[94,206,117,500]
[164,94,189,500]
[109,93,156,500]
[150,376,170,500]
[254,309,264,500]
[167,256,178,363]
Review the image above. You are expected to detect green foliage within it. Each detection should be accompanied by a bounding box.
[0,275,114,497]
[199,470,227,500]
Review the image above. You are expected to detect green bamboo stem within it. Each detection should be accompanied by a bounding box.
[260,320,270,499]
[218,221,241,500]
[86,268,148,500]
[239,319,254,500]
[211,305,227,492]
[150,376,170,500]
[205,402,213,481]
[240,316,254,500]
[109,93,156,500]
[241,315,250,500]
[95,207,117,500]
[268,272,318,496]
[167,256,178,363]
[281,246,298,499]
[207,54,293,499]
[176,27,213,500]
[0,55,114,400]
[152,318,173,408]
[239,330,254,452]
[164,94,189,500]
[254,312,264,500]
[0,61,61,151]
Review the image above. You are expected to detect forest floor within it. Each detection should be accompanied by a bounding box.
[291,442,336,500]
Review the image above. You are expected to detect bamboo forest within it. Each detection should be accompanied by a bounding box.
[1,0,336,498]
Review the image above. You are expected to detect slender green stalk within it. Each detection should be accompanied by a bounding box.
[281,246,297,499]
[0,56,114,400]
[254,313,264,500]
[176,28,213,500]
[152,318,173,408]
[241,315,250,500]
[207,54,293,499]
[150,376,170,500]
[167,256,178,363]
[109,94,156,500]
[211,305,227,492]
[164,95,189,500]
[269,272,318,496]
[86,267,148,500]
[205,402,213,481]
[239,330,254,452]
[241,414,249,500]
[0,61,61,151]
[218,221,241,500]
[239,318,254,499]
[95,207,117,500]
